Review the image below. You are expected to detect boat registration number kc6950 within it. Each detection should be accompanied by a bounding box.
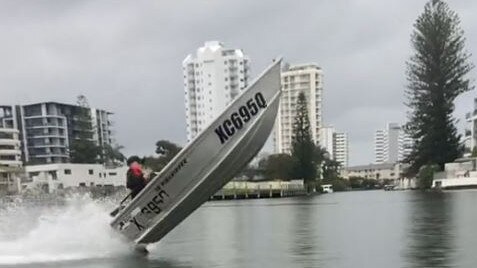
[214,92,267,144]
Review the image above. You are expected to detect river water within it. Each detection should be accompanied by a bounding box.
[1,190,477,268]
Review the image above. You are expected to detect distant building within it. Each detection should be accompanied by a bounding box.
[464,98,477,155]
[24,163,127,193]
[374,129,386,163]
[374,123,412,164]
[274,63,323,154]
[183,41,250,141]
[0,102,113,164]
[319,126,349,168]
[320,127,334,157]
[342,162,407,181]
[334,132,349,168]
[0,106,23,194]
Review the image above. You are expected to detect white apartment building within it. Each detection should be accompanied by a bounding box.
[374,123,412,164]
[334,132,349,168]
[375,129,386,163]
[183,41,250,141]
[0,106,22,167]
[0,106,23,194]
[319,126,349,168]
[275,63,323,154]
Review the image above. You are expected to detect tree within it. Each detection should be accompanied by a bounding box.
[314,146,328,179]
[417,164,439,190]
[348,176,383,190]
[143,140,182,172]
[102,143,126,166]
[291,92,318,192]
[471,146,477,158]
[405,0,474,176]
[236,164,262,181]
[259,154,294,181]
[322,158,341,180]
[69,95,102,163]
[155,140,181,158]
[349,176,365,189]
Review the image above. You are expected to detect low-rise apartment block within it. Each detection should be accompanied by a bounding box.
[0,102,113,164]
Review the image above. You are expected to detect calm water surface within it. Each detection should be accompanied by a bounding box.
[1,190,477,268]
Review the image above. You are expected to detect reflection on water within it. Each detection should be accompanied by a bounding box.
[404,192,455,268]
[1,190,477,268]
[290,196,322,268]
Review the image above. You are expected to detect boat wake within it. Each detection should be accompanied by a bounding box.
[0,194,131,265]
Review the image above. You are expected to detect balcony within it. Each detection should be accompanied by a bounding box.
[28,144,66,148]
[0,128,19,134]
[0,149,21,156]
[32,152,68,157]
[0,139,20,146]
[23,114,66,119]
[27,136,66,141]
[26,124,66,129]
[0,160,22,167]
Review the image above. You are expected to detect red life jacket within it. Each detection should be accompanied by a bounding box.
[130,162,144,178]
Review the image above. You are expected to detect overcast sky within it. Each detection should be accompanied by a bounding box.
[1,0,476,165]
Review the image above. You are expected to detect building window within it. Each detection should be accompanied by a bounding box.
[88,169,94,175]
[79,182,86,187]
[64,169,72,175]
[109,172,117,176]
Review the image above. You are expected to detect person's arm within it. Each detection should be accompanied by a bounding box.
[143,171,150,183]
[126,171,133,189]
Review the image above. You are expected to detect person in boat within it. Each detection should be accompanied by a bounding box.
[126,155,148,199]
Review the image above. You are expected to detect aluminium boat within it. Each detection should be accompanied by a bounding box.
[110,58,282,246]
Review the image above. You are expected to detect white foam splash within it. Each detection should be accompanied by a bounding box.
[0,194,131,265]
